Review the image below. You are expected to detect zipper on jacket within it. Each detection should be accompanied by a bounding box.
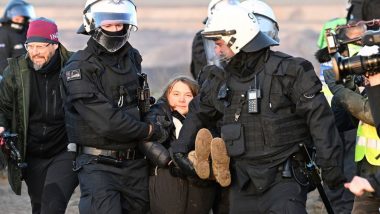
[44,74,49,120]
[42,125,47,136]
[52,90,56,119]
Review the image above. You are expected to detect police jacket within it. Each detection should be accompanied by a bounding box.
[0,44,72,194]
[61,38,150,150]
[0,23,27,74]
[176,49,342,170]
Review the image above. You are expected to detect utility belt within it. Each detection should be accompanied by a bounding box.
[80,146,144,167]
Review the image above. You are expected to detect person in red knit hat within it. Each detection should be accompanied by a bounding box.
[0,17,78,213]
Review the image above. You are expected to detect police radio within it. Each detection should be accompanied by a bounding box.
[247,75,261,114]
[247,89,260,113]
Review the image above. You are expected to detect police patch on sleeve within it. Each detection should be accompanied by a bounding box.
[66,69,82,81]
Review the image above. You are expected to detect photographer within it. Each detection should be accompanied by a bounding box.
[316,20,368,213]
[324,44,380,213]
[344,74,380,201]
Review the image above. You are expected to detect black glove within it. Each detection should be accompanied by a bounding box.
[171,152,197,177]
[156,115,171,128]
[168,161,186,178]
[138,141,170,168]
[323,69,344,95]
[322,166,347,190]
[146,122,169,144]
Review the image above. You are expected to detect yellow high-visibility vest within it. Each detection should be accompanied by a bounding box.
[355,121,380,166]
[322,84,333,106]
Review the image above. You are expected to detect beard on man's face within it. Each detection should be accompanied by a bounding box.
[30,52,54,71]
[33,62,44,70]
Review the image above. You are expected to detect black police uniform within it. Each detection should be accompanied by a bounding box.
[61,38,150,214]
[0,22,27,74]
[174,48,344,213]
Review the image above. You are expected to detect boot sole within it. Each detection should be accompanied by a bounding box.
[194,128,212,179]
[211,138,231,187]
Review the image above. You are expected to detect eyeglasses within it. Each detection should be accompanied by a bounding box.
[24,43,51,52]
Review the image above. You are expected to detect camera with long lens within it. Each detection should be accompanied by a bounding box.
[326,27,380,81]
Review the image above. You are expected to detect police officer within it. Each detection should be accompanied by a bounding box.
[0,0,35,74]
[172,3,346,213]
[192,0,281,85]
[61,0,168,213]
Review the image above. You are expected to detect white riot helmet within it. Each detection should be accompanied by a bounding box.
[202,3,278,66]
[207,0,240,17]
[80,0,138,52]
[241,0,280,42]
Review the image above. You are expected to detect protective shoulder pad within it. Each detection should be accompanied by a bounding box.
[67,50,93,63]
[265,51,292,76]
[208,65,226,80]
[271,51,292,59]
[281,57,314,78]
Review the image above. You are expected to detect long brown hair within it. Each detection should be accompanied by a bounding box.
[162,76,199,99]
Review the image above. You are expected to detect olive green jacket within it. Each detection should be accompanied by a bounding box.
[0,44,72,195]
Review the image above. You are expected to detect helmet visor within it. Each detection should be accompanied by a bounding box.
[203,38,234,68]
[93,12,137,31]
[241,31,279,52]
[256,15,280,42]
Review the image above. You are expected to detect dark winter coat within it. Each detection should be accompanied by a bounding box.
[0,44,72,194]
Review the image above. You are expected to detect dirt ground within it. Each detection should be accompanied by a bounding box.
[0,1,348,213]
